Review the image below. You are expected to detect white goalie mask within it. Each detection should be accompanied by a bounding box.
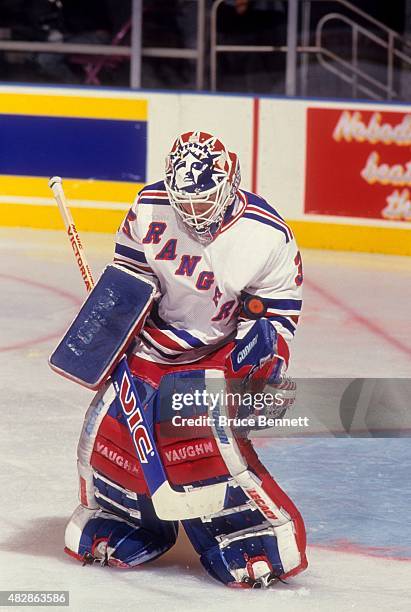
[164,131,241,241]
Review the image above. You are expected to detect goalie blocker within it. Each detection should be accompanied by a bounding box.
[49,264,157,389]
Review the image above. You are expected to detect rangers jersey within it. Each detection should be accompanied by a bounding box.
[113,181,303,364]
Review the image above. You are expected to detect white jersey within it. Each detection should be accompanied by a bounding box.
[114,181,303,364]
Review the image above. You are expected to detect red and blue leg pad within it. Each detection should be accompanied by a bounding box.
[67,361,306,584]
[65,503,178,568]
[181,482,287,587]
[65,375,178,567]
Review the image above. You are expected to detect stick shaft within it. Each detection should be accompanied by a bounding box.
[49,177,94,293]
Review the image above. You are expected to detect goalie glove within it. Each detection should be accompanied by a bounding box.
[224,319,296,432]
[262,375,297,419]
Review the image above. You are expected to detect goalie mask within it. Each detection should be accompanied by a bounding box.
[164,131,241,241]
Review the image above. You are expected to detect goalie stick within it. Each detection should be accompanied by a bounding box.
[48,176,228,520]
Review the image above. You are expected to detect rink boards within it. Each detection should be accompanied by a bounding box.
[0,85,410,254]
[0,89,146,232]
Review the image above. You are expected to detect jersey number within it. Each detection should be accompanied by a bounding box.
[294,251,303,287]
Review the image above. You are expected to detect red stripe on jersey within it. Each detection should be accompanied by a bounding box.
[142,326,186,352]
[219,190,247,235]
[267,312,298,327]
[113,257,153,274]
[139,191,168,198]
[246,205,293,239]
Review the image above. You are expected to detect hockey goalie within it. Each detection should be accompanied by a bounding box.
[51,131,307,588]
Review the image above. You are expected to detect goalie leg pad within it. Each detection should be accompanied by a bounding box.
[76,381,117,509]
[201,526,285,588]
[49,264,157,389]
[181,461,307,587]
[65,505,178,568]
[184,505,305,587]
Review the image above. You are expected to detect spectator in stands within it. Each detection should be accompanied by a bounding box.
[35,0,131,83]
[0,0,64,81]
[9,0,63,43]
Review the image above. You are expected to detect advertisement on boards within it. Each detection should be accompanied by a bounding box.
[305,107,411,221]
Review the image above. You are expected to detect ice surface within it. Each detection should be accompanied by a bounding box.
[1,228,410,611]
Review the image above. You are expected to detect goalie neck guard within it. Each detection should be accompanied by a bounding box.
[164,131,241,243]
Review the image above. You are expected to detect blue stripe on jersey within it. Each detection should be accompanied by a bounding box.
[241,292,302,312]
[115,243,147,264]
[248,197,287,223]
[113,259,153,277]
[137,180,170,205]
[150,304,207,348]
[243,191,293,240]
[268,315,296,335]
[264,298,302,311]
[242,213,291,243]
[113,260,141,276]
[138,197,169,205]
[139,180,165,193]
[243,190,289,222]
[141,334,182,360]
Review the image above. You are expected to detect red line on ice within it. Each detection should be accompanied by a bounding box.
[0,273,82,352]
[306,278,411,358]
[312,540,411,563]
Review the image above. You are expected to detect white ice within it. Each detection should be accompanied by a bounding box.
[1,228,410,611]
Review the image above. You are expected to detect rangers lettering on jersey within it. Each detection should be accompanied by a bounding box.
[113,182,302,365]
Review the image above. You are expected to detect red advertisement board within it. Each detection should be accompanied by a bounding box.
[304,107,411,221]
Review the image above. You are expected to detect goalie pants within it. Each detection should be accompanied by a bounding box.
[65,355,307,586]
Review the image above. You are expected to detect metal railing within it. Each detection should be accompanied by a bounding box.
[210,0,411,100]
[314,10,411,100]
[0,0,410,99]
[139,0,206,90]
[0,0,206,90]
